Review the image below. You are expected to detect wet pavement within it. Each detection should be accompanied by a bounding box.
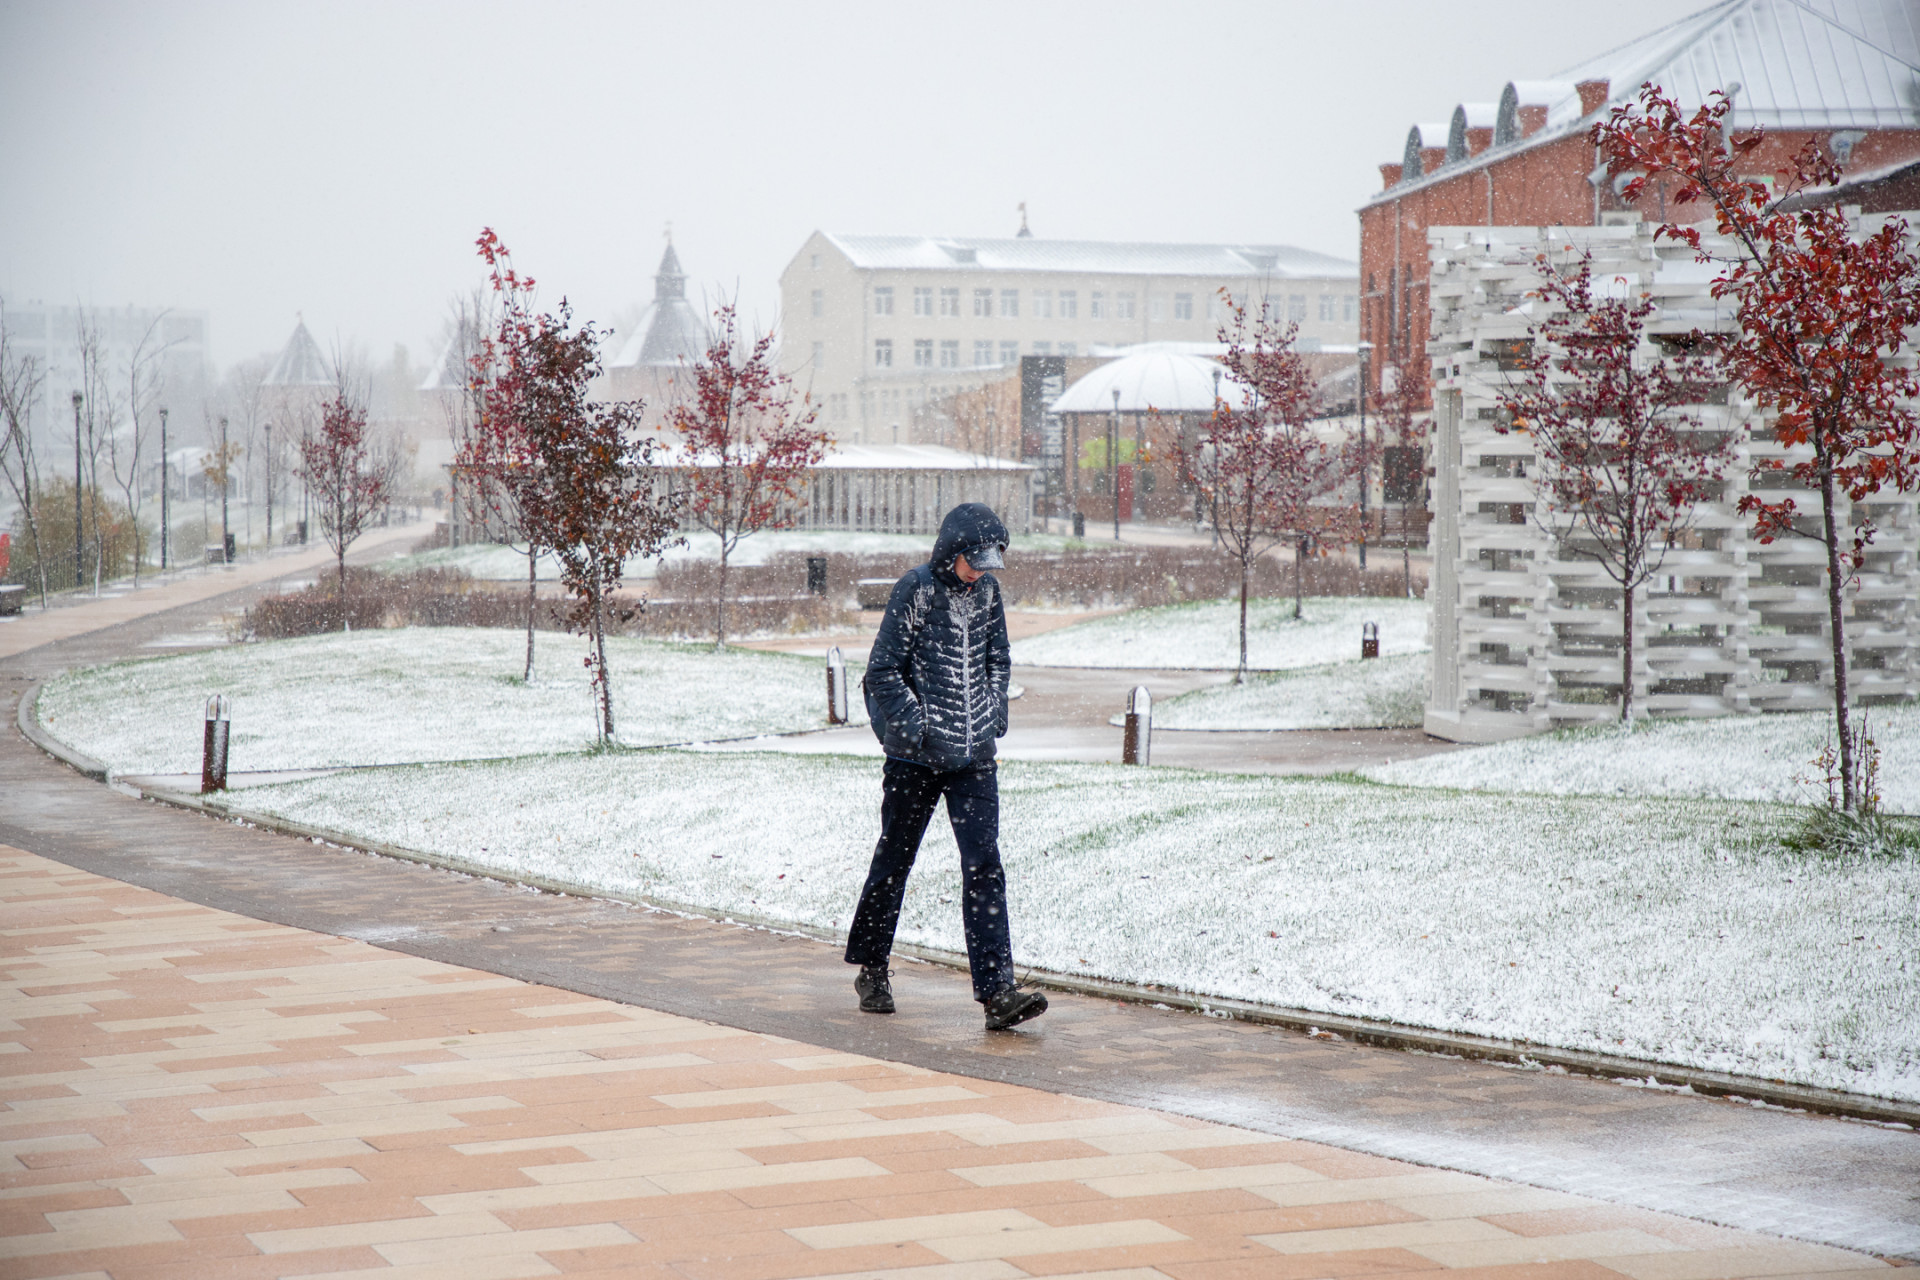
[1,554,1917,1265]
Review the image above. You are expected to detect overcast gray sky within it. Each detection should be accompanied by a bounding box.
[2,0,1687,370]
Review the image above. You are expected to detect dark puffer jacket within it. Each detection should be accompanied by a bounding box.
[863,504,1012,771]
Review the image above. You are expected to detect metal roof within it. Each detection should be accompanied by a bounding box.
[1051,348,1251,415]
[1367,0,1920,207]
[611,242,711,369]
[263,320,331,388]
[821,234,1356,280]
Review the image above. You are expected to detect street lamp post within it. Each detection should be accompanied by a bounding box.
[1109,386,1120,541]
[71,391,83,590]
[264,421,273,547]
[1357,343,1373,570]
[159,406,170,570]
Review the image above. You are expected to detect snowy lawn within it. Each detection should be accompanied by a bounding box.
[389,531,1088,582]
[1153,653,1427,730]
[234,751,1920,1103]
[37,627,857,774]
[1366,705,1920,815]
[1011,596,1428,670]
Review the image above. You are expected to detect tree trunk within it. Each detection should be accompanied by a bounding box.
[523,544,537,683]
[1237,557,1250,684]
[1619,583,1634,723]
[1816,455,1856,810]
[1293,539,1304,620]
[593,578,615,743]
[714,542,730,651]
[22,495,47,608]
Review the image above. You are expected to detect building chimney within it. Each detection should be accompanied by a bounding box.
[1380,163,1403,189]
[1518,104,1549,137]
[1576,79,1611,116]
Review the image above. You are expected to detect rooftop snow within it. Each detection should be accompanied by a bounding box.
[821,234,1357,280]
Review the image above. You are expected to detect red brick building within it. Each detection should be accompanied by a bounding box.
[1356,0,1920,393]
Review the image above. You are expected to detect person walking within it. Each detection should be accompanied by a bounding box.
[848,502,1048,1032]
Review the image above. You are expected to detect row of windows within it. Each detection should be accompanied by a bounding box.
[814,286,1357,324]
[868,338,1085,369]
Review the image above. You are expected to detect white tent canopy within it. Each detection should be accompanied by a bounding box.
[1050,347,1250,414]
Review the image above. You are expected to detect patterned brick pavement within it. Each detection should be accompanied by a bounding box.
[1,847,1896,1280]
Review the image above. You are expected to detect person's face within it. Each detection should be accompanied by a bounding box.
[953,554,983,584]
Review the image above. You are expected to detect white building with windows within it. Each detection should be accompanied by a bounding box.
[779,231,1357,445]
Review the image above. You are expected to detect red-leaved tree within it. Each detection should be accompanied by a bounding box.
[296,387,401,603]
[1186,293,1359,682]
[1597,85,1920,806]
[458,246,546,682]
[471,229,681,741]
[1497,253,1735,722]
[669,304,830,649]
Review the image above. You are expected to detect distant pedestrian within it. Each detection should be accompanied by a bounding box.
[848,503,1047,1031]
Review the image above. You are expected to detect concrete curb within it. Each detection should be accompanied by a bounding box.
[16,682,109,783]
[101,770,1920,1132]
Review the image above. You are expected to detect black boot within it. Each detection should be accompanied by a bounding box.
[855,964,894,1014]
[984,984,1047,1031]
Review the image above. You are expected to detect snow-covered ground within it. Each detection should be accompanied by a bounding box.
[1011,596,1429,670]
[389,531,1088,582]
[37,627,858,773]
[233,751,1920,1103]
[1366,705,1920,815]
[1154,653,1427,730]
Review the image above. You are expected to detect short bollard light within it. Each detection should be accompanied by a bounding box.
[806,555,828,597]
[1361,621,1380,660]
[826,646,849,725]
[202,695,230,793]
[1122,684,1152,766]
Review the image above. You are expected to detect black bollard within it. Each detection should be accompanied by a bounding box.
[202,695,230,793]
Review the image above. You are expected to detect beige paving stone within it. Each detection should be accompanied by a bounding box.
[954,1152,1191,1187]
[1413,1227,1688,1266]
[299,1256,560,1280]
[1252,1215,1516,1254]
[650,1155,894,1194]
[1250,1168,1497,1208]
[377,1221,639,1264]
[787,1208,1045,1249]
[1594,1243,1893,1279]
[794,1263,1027,1280]
[248,1207,509,1254]
[415,1174,671,1214]
[1388,1185,1597,1220]
[1081,1161,1325,1199]
[927,1218,1188,1262]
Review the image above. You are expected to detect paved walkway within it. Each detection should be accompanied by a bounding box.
[0,847,1895,1280]
[3,538,1919,1272]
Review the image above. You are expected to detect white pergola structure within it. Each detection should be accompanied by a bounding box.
[1423,219,1919,743]
[802,443,1034,534]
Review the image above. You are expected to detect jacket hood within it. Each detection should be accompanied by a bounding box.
[930,503,1009,583]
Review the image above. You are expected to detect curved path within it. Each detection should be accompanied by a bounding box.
[2,555,1917,1272]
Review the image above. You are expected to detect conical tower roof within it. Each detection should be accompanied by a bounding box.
[264,319,333,387]
[611,240,709,369]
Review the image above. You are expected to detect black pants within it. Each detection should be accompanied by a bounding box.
[845,757,1014,1001]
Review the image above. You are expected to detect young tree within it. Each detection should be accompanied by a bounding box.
[1598,86,1920,806]
[106,312,172,585]
[669,304,830,649]
[295,385,401,601]
[1496,254,1735,722]
[0,312,49,605]
[454,278,549,681]
[472,229,681,739]
[1186,294,1359,682]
